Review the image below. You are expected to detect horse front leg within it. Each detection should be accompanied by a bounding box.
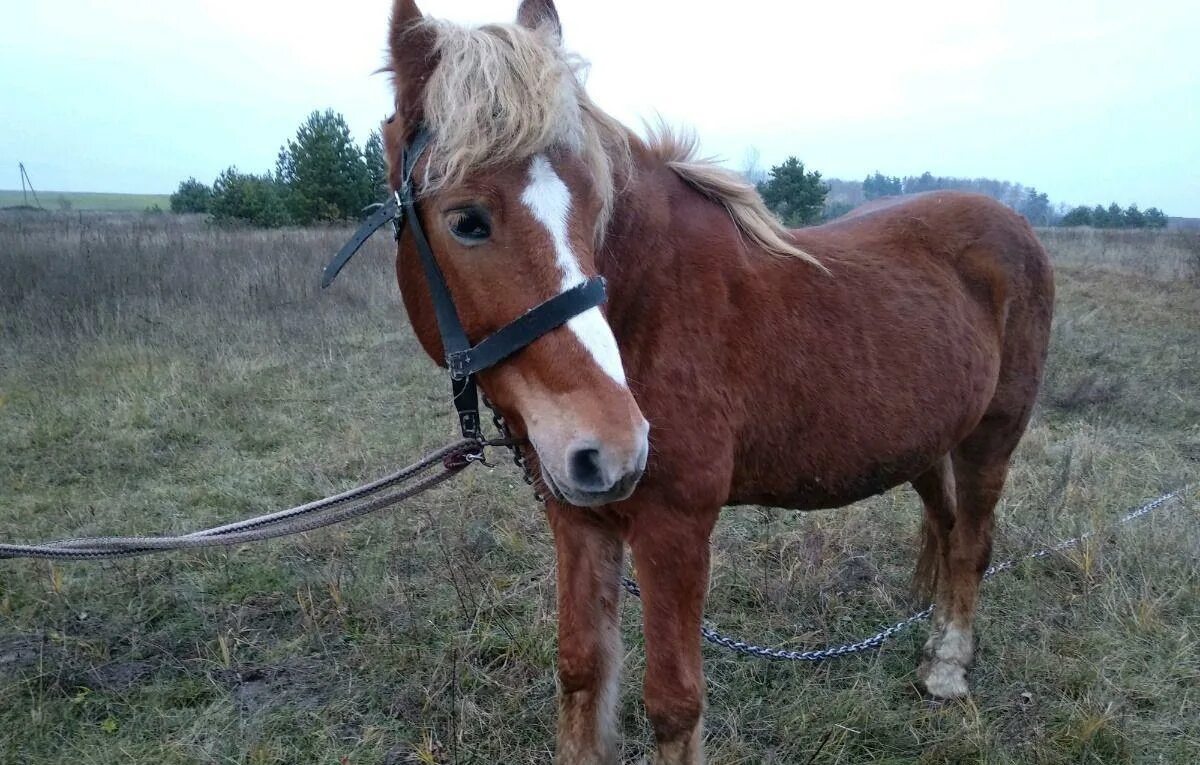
[627,506,718,765]
[549,503,625,764]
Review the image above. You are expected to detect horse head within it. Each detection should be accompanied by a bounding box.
[383,0,648,507]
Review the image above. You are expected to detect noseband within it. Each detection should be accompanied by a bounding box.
[322,128,608,442]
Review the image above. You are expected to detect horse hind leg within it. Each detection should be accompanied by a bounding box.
[910,453,973,698]
[914,415,1021,698]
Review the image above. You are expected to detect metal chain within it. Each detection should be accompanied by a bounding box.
[482,393,546,502]
[630,487,1187,662]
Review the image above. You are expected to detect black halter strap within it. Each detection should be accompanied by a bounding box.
[322,127,608,441]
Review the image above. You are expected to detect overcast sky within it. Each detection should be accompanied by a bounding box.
[3,0,1197,215]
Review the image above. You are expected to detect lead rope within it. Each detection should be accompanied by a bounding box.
[480,401,1190,662]
[0,439,486,560]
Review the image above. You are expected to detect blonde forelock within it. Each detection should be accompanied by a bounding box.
[415,19,630,244]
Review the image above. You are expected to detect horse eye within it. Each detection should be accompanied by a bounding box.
[446,207,492,244]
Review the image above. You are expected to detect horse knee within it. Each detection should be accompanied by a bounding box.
[645,684,704,744]
[557,636,621,764]
[558,645,600,694]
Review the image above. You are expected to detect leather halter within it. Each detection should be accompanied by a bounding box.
[322,128,608,441]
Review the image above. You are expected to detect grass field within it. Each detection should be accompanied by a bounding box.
[0,211,1197,764]
[0,190,171,212]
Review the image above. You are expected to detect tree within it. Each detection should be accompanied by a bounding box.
[1060,206,1093,227]
[170,177,213,213]
[1107,203,1126,228]
[757,157,828,226]
[275,109,372,224]
[210,167,290,227]
[363,129,389,202]
[1092,204,1111,228]
[904,171,938,194]
[1144,207,1168,228]
[823,200,855,221]
[1123,204,1145,229]
[740,146,770,187]
[1018,187,1052,226]
[862,171,901,200]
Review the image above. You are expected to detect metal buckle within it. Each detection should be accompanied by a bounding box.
[447,351,472,380]
[463,450,495,468]
[442,441,485,471]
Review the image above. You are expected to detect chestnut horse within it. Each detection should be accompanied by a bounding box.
[379,1,1054,762]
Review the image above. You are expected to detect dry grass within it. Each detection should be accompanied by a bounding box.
[1038,226,1200,285]
[0,213,1197,764]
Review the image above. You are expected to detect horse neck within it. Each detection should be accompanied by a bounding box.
[597,148,754,330]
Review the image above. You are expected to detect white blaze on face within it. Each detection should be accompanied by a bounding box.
[520,154,627,386]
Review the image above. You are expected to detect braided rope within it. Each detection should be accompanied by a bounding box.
[0,439,482,560]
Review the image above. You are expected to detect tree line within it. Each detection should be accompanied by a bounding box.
[755,161,1169,230]
[1058,203,1166,229]
[172,113,1169,231]
[855,170,1165,228]
[170,110,388,227]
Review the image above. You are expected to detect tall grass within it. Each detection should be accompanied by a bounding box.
[0,211,399,354]
[1037,226,1200,284]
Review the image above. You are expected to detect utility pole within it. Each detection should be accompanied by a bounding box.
[18,163,43,209]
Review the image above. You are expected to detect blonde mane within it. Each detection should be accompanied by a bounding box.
[644,125,822,266]
[413,18,819,265]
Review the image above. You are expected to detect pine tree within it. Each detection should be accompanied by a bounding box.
[757,157,828,226]
[1019,187,1052,226]
[363,130,390,202]
[275,109,372,224]
[1144,207,1168,228]
[862,171,902,200]
[1123,204,1145,228]
[1060,206,1093,227]
[169,177,212,214]
[209,168,289,227]
[1107,202,1126,228]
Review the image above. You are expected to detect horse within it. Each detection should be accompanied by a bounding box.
[377,1,1054,762]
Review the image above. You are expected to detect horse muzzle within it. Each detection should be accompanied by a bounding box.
[539,422,649,507]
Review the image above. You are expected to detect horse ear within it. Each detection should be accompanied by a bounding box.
[388,0,438,128]
[515,0,562,43]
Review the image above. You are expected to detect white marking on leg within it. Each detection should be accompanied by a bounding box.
[922,621,973,699]
[555,598,622,762]
[937,622,974,667]
[596,617,621,756]
[521,154,627,386]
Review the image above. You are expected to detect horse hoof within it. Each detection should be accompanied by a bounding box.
[918,660,970,699]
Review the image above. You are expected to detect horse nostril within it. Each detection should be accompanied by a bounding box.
[567,447,607,491]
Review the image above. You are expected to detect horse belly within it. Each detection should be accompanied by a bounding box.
[727,284,1002,510]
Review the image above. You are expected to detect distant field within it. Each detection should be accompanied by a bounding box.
[0,213,1196,764]
[0,189,170,212]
